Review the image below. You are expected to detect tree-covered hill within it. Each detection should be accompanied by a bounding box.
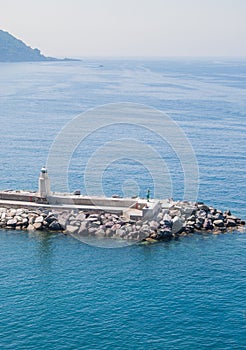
[0,30,77,62]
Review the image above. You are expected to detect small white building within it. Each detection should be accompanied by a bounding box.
[38,166,51,197]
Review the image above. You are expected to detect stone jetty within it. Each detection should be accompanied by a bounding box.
[0,200,244,243]
[1,170,244,243]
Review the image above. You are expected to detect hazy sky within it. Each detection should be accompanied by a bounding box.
[0,0,245,58]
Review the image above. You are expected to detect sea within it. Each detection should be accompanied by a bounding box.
[0,59,245,349]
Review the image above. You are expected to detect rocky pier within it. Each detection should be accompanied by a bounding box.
[0,200,245,243]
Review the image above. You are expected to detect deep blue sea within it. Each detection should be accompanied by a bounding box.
[0,59,245,349]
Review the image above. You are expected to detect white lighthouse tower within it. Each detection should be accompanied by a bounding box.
[38,166,51,197]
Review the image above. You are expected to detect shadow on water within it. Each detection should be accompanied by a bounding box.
[28,230,56,270]
[69,232,184,250]
[69,233,136,249]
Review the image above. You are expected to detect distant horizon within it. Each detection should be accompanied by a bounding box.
[6,28,246,60]
[1,0,245,58]
[3,28,246,61]
[2,26,246,61]
[58,55,246,60]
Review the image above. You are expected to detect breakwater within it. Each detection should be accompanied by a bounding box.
[0,200,245,242]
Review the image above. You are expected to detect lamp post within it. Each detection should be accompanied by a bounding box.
[146,189,150,202]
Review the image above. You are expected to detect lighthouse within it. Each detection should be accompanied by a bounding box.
[38,166,51,197]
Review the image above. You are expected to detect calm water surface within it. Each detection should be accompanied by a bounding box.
[0,59,245,349]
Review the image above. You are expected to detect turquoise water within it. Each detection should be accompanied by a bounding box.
[0,59,246,349]
[0,231,245,349]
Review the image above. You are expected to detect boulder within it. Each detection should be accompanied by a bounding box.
[105,229,114,237]
[141,224,150,233]
[28,210,40,216]
[45,215,57,224]
[163,220,172,228]
[115,228,126,237]
[138,231,148,240]
[214,213,224,221]
[149,220,159,230]
[41,209,50,216]
[33,222,43,230]
[226,219,237,228]
[90,220,101,228]
[28,216,37,225]
[111,223,121,231]
[172,216,184,234]
[68,215,76,222]
[15,215,23,222]
[209,207,216,215]
[196,217,205,225]
[88,214,99,219]
[69,220,80,227]
[95,229,105,237]
[157,212,163,222]
[163,213,172,221]
[197,210,207,218]
[213,219,225,227]
[169,209,181,218]
[185,225,195,233]
[86,217,99,222]
[136,220,143,226]
[76,212,86,221]
[77,222,88,236]
[226,215,239,221]
[158,227,173,239]
[131,231,139,240]
[6,218,17,227]
[181,206,196,217]
[35,216,44,223]
[8,209,17,217]
[187,220,195,227]
[187,215,196,222]
[203,218,214,230]
[197,204,209,212]
[105,221,114,228]
[49,221,62,231]
[1,212,6,220]
[111,214,120,219]
[42,220,49,228]
[65,225,79,234]
[150,232,158,239]
[16,208,25,216]
[88,227,97,235]
[194,222,202,230]
[57,214,70,229]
